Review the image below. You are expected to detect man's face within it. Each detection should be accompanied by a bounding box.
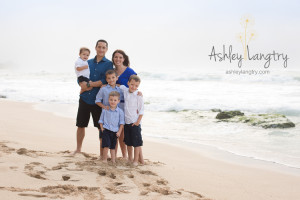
[106,74,118,86]
[128,80,140,93]
[95,42,108,57]
[109,96,120,108]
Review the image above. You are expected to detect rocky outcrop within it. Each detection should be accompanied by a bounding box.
[216,111,244,119]
[216,112,295,129]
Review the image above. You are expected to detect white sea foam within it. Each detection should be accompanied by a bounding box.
[1,68,300,168]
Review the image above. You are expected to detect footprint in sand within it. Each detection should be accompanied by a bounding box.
[9,166,18,171]
[24,162,48,180]
[157,179,168,185]
[0,141,15,155]
[109,173,116,179]
[98,170,107,176]
[16,148,48,157]
[138,170,157,176]
[18,193,47,198]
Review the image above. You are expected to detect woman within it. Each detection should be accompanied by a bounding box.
[112,49,137,159]
[112,50,137,87]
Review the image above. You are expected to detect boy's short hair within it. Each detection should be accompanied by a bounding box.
[109,91,120,99]
[129,75,141,83]
[105,69,117,77]
[79,47,90,54]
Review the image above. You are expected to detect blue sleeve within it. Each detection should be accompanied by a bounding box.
[100,62,113,85]
[95,88,104,103]
[119,109,125,125]
[99,110,105,124]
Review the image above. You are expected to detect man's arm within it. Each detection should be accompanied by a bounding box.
[80,80,102,90]
[96,102,109,110]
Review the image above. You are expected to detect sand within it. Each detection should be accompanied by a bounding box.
[0,99,300,200]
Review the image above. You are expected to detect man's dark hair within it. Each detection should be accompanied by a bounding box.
[95,39,108,48]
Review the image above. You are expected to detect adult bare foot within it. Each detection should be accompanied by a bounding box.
[70,150,81,156]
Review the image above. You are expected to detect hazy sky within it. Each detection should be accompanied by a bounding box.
[0,0,299,73]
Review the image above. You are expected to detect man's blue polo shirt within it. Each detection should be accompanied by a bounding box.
[80,56,113,105]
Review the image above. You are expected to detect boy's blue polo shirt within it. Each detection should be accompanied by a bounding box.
[80,56,113,105]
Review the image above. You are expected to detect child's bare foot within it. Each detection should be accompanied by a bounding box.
[132,162,138,167]
[98,156,103,161]
[139,159,144,165]
[102,160,108,164]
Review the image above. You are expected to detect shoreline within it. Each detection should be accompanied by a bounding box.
[1,99,300,200]
[33,100,300,176]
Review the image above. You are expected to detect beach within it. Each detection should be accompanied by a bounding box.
[1,99,300,200]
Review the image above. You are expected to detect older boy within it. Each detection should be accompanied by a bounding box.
[99,91,125,164]
[120,75,144,166]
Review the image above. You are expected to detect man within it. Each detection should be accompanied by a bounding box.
[73,39,113,155]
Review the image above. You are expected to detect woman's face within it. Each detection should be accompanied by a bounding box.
[113,52,125,67]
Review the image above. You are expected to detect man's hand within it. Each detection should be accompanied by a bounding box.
[80,81,88,90]
[80,81,92,92]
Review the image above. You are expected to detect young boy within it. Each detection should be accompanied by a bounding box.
[120,75,144,166]
[74,47,91,94]
[95,70,124,159]
[99,91,125,164]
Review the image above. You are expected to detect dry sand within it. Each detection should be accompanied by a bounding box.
[0,99,300,200]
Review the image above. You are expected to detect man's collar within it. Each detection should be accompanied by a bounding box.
[93,56,109,63]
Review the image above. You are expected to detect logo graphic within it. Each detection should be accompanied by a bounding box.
[237,15,256,60]
[208,15,289,69]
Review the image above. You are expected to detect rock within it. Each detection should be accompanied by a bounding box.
[0,95,6,98]
[16,148,28,155]
[62,175,71,181]
[216,111,244,119]
[217,112,296,129]
[211,108,222,112]
[262,122,295,129]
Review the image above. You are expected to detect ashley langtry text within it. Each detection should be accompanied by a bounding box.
[208,45,289,68]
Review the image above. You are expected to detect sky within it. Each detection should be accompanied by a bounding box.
[0,0,299,73]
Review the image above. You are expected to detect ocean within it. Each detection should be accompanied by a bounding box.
[1,67,300,169]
